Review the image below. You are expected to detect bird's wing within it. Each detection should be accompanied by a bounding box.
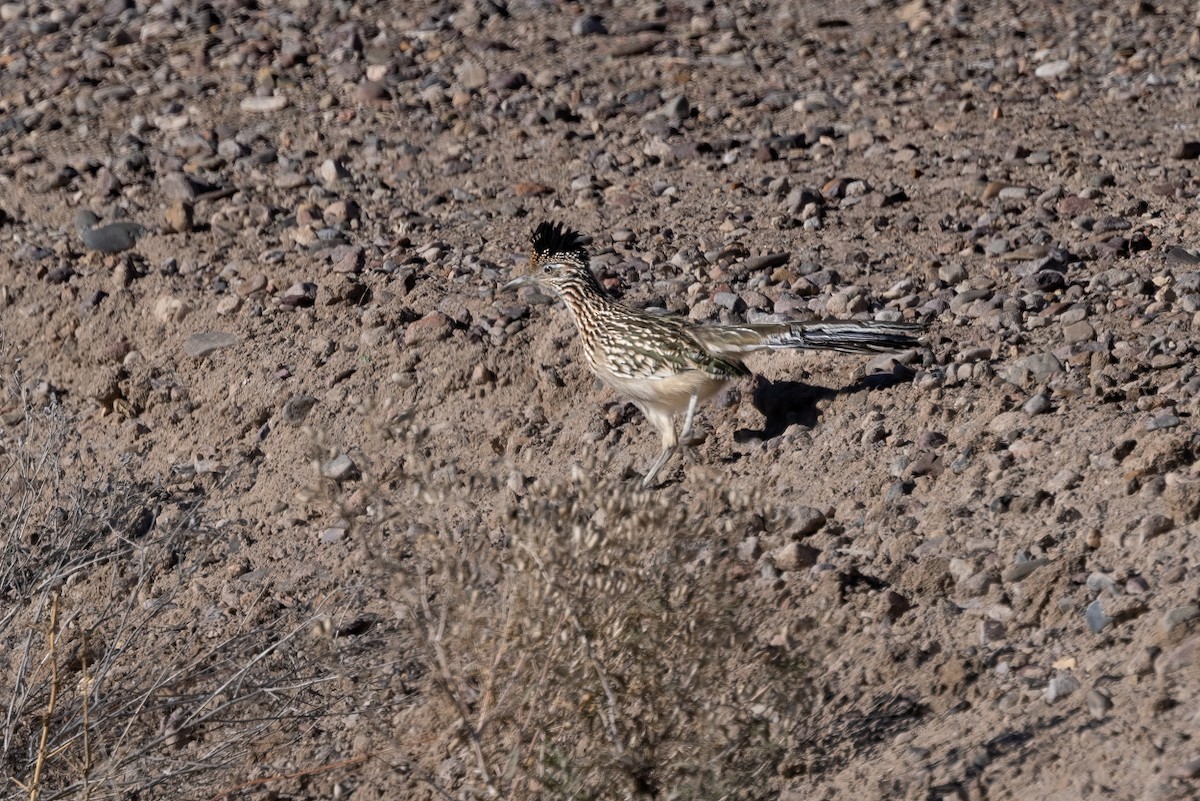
[599,311,749,379]
[688,323,788,355]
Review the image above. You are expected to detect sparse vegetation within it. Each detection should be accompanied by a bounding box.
[0,394,408,800]
[314,399,814,798]
[3,393,812,800]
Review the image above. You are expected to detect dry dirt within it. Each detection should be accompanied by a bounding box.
[3,1,1200,799]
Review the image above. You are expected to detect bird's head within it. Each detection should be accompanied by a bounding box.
[503,221,595,296]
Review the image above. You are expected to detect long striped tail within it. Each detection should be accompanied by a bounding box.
[760,319,925,354]
[694,319,926,356]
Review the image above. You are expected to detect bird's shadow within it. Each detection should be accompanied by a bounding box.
[735,371,912,442]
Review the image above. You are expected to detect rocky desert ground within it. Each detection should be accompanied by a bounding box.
[3,0,1200,799]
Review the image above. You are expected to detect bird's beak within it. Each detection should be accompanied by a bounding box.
[502,274,538,292]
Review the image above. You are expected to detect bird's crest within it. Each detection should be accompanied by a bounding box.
[530,221,589,270]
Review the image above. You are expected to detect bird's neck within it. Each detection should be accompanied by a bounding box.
[555,269,612,348]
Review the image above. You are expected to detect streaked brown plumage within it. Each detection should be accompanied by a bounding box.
[504,221,926,487]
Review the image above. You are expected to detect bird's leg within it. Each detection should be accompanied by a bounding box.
[637,402,678,488]
[679,392,706,447]
[641,444,676,488]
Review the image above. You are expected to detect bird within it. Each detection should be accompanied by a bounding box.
[503,221,926,488]
[75,209,147,254]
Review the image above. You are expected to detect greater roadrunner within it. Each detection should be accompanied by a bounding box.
[504,221,925,487]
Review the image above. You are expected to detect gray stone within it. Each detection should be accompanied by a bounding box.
[737,536,761,562]
[1003,558,1048,583]
[997,689,1022,713]
[282,395,317,426]
[1139,513,1174,543]
[572,14,607,36]
[183,331,239,358]
[959,570,997,597]
[657,95,689,121]
[1086,689,1112,719]
[985,236,1010,256]
[1085,572,1116,594]
[1023,393,1051,416]
[979,619,1006,644]
[76,210,147,253]
[1162,604,1199,637]
[1086,598,1111,633]
[320,158,351,185]
[456,60,487,90]
[793,506,827,536]
[712,291,745,312]
[786,186,822,215]
[1156,638,1196,677]
[998,186,1030,200]
[1007,352,1064,386]
[320,527,346,544]
[1063,321,1094,343]
[1035,59,1071,79]
[1146,414,1181,431]
[1043,672,1079,703]
[279,282,318,309]
[744,252,790,272]
[322,453,359,481]
[240,95,288,112]
[161,171,200,201]
[938,262,967,284]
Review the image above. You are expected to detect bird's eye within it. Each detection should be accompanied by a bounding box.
[542,263,554,273]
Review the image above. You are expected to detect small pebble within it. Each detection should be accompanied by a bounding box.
[322,454,359,481]
[320,527,347,544]
[1003,558,1049,583]
[1023,393,1051,416]
[1043,673,1079,704]
[1146,414,1181,431]
[572,14,607,36]
[279,282,318,309]
[183,331,239,358]
[1086,599,1111,633]
[1035,60,1071,79]
[1086,689,1112,719]
[1161,604,1199,637]
[164,200,194,233]
[320,159,351,185]
[240,95,288,113]
[282,395,317,425]
[1138,514,1174,542]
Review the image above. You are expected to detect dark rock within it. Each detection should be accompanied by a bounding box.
[572,14,607,36]
[279,282,318,309]
[76,210,147,253]
[1173,141,1200,160]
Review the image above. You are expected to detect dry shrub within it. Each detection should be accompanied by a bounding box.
[334,398,815,799]
[0,394,402,800]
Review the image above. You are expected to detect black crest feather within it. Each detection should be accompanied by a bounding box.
[531,221,589,265]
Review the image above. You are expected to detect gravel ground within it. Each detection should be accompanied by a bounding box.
[2,1,1200,799]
